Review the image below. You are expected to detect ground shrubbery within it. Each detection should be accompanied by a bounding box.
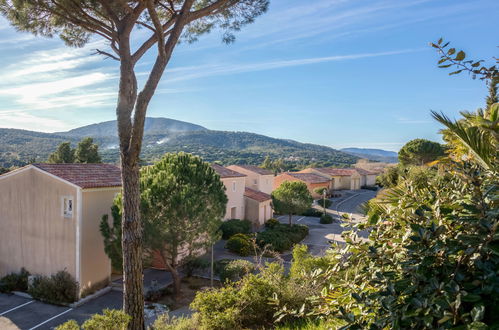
[225,233,253,256]
[220,219,252,240]
[256,224,309,252]
[183,257,210,277]
[56,309,130,330]
[0,268,30,293]
[300,208,322,217]
[29,270,79,305]
[265,218,280,229]
[316,199,332,208]
[319,214,333,224]
[217,259,256,283]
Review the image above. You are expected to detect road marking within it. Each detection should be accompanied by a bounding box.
[28,308,73,330]
[297,216,305,222]
[334,191,372,214]
[0,300,34,316]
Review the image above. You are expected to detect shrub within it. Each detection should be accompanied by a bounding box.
[301,208,322,217]
[29,270,78,305]
[341,213,350,220]
[184,257,210,277]
[218,259,256,283]
[220,219,252,240]
[152,314,199,330]
[316,199,332,208]
[56,309,130,330]
[0,268,30,293]
[257,224,309,252]
[361,185,378,191]
[319,214,333,224]
[265,218,280,229]
[191,285,240,329]
[225,233,253,256]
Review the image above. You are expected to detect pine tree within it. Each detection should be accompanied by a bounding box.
[75,137,102,163]
[47,142,75,163]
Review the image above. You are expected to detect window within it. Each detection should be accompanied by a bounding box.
[253,179,258,185]
[62,196,73,218]
[232,181,236,192]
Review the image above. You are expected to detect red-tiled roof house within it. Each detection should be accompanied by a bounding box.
[0,163,121,297]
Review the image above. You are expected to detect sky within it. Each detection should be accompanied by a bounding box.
[0,0,498,151]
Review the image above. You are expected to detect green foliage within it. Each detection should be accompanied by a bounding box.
[289,245,329,280]
[316,199,332,208]
[56,309,130,330]
[141,152,227,287]
[225,234,253,256]
[0,268,30,293]
[272,181,313,224]
[48,142,75,163]
[319,214,333,224]
[28,270,78,305]
[256,224,309,252]
[218,259,256,283]
[220,219,252,240]
[376,165,400,188]
[74,137,101,163]
[301,208,323,217]
[99,198,123,272]
[398,138,445,166]
[265,218,280,229]
[151,314,198,330]
[184,257,210,277]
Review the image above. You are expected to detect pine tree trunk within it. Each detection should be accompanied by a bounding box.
[121,159,145,330]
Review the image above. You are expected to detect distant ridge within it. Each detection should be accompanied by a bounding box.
[0,117,359,168]
[341,148,398,163]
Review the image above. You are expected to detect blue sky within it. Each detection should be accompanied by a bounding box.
[0,0,497,151]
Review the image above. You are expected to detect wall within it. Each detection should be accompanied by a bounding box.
[221,177,246,220]
[366,175,377,186]
[273,174,330,199]
[0,167,77,281]
[226,166,274,194]
[244,198,273,229]
[80,188,119,293]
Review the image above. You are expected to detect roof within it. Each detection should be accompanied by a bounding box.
[314,168,377,176]
[229,165,273,176]
[244,187,271,202]
[284,172,330,184]
[211,164,246,178]
[353,168,378,175]
[32,163,122,189]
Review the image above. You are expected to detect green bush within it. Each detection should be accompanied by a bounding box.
[316,199,332,208]
[56,309,130,330]
[0,268,30,293]
[319,214,333,224]
[29,270,78,305]
[151,314,199,330]
[225,233,253,256]
[265,218,280,229]
[184,257,210,277]
[218,259,256,283]
[341,213,350,220]
[257,224,309,252]
[220,219,252,240]
[360,185,378,191]
[300,208,322,217]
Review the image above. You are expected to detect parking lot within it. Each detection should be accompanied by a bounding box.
[0,291,122,330]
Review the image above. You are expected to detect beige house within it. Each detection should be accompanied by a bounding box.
[212,164,246,220]
[0,163,121,297]
[273,172,331,198]
[243,188,272,229]
[299,167,378,190]
[226,165,274,194]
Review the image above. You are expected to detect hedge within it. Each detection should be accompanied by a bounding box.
[320,214,333,224]
[316,199,332,208]
[256,224,309,252]
[220,219,252,240]
[225,233,253,256]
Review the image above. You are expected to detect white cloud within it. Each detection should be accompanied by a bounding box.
[0,111,72,132]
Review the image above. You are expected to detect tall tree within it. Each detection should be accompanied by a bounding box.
[75,137,102,163]
[271,181,313,225]
[100,201,123,272]
[398,139,445,166]
[47,142,75,163]
[0,1,268,327]
[486,76,498,109]
[140,152,227,295]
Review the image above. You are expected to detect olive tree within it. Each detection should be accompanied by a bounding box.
[0,1,268,327]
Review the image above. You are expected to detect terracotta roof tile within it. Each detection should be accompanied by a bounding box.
[33,163,122,189]
[229,165,273,175]
[244,187,271,202]
[285,172,330,183]
[314,168,357,176]
[211,164,246,178]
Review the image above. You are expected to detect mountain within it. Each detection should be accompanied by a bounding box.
[58,117,207,137]
[341,148,398,163]
[0,117,359,168]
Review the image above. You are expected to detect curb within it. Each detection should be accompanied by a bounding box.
[70,286,112,308]
[12,291,33,299]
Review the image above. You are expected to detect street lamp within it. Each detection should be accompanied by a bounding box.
[322,188,327,216]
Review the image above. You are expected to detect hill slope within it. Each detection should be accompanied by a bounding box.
[341,147,398,163]
[0,118,358,168]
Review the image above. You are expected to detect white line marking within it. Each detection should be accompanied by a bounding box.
[28,308,73,330]
[277,215,287,221]
[335,191,372,213]
[0,300,34,316]
[297,216,305,222]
